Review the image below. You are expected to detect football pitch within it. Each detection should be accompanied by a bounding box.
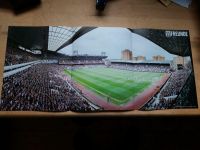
[64,66,164,106]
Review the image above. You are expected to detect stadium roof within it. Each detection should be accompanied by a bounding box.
[8,26,97,53]
[8,26,48,51]
[48,26,80,51]
[7,26,191,57]
[129,29,191,57]
[55,26,97,52]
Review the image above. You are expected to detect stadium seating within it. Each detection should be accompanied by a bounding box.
[141,69,191,110]
[110,63,170,73]
[0,64,99,111]
[5,48,41,66]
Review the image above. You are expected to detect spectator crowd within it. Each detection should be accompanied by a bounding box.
[0,64,98,112]
[141,69,191,110]
[5,48,40,66]
[59,59,104,65]
[110,63,170,73]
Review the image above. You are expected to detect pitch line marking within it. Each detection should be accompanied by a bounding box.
[65,71,126,103]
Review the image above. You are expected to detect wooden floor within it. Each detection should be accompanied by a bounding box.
[0,0,200,116]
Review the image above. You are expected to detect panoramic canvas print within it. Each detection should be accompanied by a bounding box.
[0,26,198,112]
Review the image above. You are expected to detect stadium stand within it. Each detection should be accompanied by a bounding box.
[175,72,198,108]
[141,68,192,110]
[5,48,41,66]
[59,56,107,65]
[0,64,100,111]
[1,46,107,111]
[4,47,71,66]
[110,63,171,73]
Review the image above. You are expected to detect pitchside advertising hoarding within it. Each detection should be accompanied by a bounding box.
[0,26,198,112]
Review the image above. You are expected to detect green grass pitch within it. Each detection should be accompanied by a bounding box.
[64,66,164,106]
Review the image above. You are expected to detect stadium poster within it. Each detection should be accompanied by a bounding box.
[0,26,198,112]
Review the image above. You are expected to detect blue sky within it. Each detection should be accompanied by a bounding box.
[58,27,177,60]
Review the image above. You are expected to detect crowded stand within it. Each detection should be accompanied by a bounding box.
[110,63,171,73]
[141,69,191,110]
[0,64,99,111]
[59,56,107,65]
[175,72,198,108]
[5,48,41,66]
[5,48,69,66]
[59,59,104,65]
[159,69,191,97]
